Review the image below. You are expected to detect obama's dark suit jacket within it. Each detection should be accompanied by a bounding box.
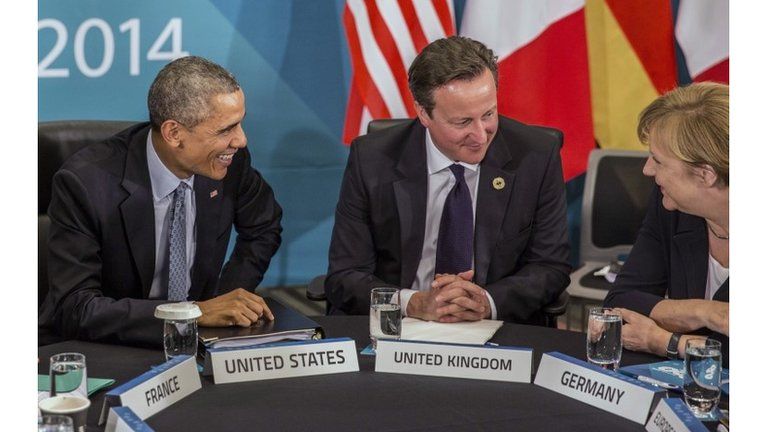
[326,117,571,324]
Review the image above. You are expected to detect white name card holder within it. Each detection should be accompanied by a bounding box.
[98,355,201,425]
[534,352,665,424]
[105,407,155,432]
[375,339,532,383]
[206,337,359,384]
[645,398,709,432]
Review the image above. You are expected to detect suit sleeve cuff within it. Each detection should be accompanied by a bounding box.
[485,290,498,320]
[400,289,418,317]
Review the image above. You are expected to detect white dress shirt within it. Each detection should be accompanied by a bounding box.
[400,130,498,319]
[705,254,729,300]
[146,133,197,299]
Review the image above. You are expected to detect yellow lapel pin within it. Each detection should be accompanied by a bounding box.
[492,177,505,190]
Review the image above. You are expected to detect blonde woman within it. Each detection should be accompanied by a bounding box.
[604,82,729,366]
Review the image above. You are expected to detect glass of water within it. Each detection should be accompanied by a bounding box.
[49,353,87,399]
[586,308,622,370]
[154,302,202,361]
[370,287,402,350]
[684,338,722,417]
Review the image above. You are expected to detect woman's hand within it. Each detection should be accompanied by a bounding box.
[615,308,670,357]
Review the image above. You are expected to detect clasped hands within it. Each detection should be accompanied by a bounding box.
[407,270,491,323]
[195,288,274,327]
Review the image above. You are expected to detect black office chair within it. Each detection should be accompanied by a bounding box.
[39,120,138,214]
[308,118,569,327]
[38,214,51,308]
[565,149,655,306]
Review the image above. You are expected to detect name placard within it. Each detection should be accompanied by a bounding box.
[534,352,664,424]
[645,398,708,432]
[208,337,359,384]
[375,339,532,383]
[99,355,201,425]
[105,407,155,432]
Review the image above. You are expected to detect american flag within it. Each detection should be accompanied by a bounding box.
[342,0,456,144]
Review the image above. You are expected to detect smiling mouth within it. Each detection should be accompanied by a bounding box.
[217,153,235,162]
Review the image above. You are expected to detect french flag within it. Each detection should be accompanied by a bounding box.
[461,0,594,181]
[676,0,729,83]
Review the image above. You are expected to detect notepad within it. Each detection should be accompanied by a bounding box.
[619,360,729,394]
[401,318,503,345]
[38,375,115,396]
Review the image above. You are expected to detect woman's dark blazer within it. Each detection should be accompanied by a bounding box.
[604,186,728,365]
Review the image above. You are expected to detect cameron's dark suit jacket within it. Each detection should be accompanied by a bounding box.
[326,117,571,324]
[604,187,728,365]
[39,123,282,346]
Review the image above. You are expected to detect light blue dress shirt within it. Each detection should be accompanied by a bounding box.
[146,133,197,299]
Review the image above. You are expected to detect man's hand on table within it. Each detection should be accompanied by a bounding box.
[196,288,274,327]
[407,270,491,323]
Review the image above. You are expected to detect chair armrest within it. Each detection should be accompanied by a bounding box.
[306,275,327,301]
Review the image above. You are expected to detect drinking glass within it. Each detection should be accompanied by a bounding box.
[49,353,87,399]
[38,414,74,432]
[369,287,401,350]
[586,308,622,370]
[155,302,202,361]
[684,338,722,417]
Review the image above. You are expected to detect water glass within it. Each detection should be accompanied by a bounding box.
[38,414,74,432]
[49,353,87,399]
[586,308,622,370]
[370,287,402,350]
[684,338,722,417]
[155,302,202,361]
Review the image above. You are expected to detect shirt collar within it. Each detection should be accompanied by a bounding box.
[425,129,479,175]
[146,132,195,201]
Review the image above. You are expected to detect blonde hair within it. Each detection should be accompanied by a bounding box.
[637,82,729,186]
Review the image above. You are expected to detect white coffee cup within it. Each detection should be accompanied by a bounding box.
[39,395,90,432]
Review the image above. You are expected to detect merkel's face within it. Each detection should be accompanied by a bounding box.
[174,89,247,180]
[642,131,699,213]
[416,68,498,165]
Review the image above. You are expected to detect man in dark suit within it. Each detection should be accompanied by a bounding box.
[39,56,282,346]
[326,37,570,324]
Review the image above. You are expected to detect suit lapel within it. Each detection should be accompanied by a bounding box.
[393,125,428,288]
[672,213,708,299]
[189,176,223,299]
[119,128,155,297]
[474,131,515,286]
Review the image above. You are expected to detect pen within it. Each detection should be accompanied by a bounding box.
[634,375,681,392]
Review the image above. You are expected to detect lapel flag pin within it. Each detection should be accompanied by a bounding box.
[210,190,218,198]
[492,177,505,190]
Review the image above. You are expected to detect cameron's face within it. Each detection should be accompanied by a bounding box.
[416,68,498,165]
[174,89,247,180]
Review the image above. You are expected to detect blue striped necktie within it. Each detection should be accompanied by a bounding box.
[167,183,189,301]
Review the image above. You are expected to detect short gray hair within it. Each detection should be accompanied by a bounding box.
[148,56,240,130]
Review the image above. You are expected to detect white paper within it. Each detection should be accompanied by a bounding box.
[401,318,503,345]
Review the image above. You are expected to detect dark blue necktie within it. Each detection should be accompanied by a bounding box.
[167,183,188,301]
[435,164,473,275]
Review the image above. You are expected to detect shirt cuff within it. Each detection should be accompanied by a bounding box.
[400,289,418,317]
[485,290,498,320]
